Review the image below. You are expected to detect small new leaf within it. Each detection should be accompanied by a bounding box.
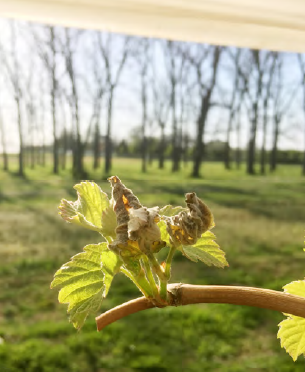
[159,205,187,217]
[101,201,117,239]
[181,231,228,268]
[59,181,109,233]
[278,280,305,361]
[158,220,171,246]
[51,243,122,329]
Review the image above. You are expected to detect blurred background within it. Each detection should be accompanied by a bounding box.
[1,16,305,371]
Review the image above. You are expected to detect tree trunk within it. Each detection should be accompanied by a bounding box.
[260,100,268,175]
[73,106,84,179]
[29,107,35,170]
[192,47,221,178]
[247,51,263,175]
[16,97,24,177]
[158,124,165,169]
[52,86,58,174]
[148,140,153,166]
[235,116,241,169]
[224,113,234,170]
[93,121,100,169]
[192,96,208,177]
[224,61,239,170]
[183,133,189,167]
[41,131,46,167]
[0,115,8,171]
[270,116,280,172]
[303,121,305,176]
[62,127,67,170]
[141,72,147,173]
[104,90,113,174]
[50,28,59,174]
[247,103,258,175]
[171,82,179,172]
[30,140,35,169]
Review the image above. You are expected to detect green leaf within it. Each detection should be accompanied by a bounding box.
[101,200,117,239]
[159,205,187,217]
[51,243,121,329]
[158,220,171,246]
[283,280,305,297]
[277,280,305,361]
[278,316,305,361]
[180,231,228,268]
[59,181,110,233]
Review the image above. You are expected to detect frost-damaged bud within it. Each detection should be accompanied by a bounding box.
[108,176,165,255]
[166,192,214,246]
[128,206,161,242]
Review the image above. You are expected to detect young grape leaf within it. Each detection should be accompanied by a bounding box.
[159,205,187,217]
[101,201,117,239]
[283,280,305,297]
[158,220,171,246]
[180,230,228,268]
[278,280,305,361]
[59,181,109,233]
[51,243,122,329]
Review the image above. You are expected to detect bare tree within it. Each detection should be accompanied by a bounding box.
[186,45,222,177]
[224,49,242,170]
[163,41,187,172]
[246,50,264,175]
[0,22,24,176]
[62,29,86,178]
[243,50,275,175]
[260,53,277,174]
[152,78,170,169]
[24,57,38,170]
[58,91,68,170]
[0,109,8,171]
[88,34,107,170]
[134,39,151,172]
[298,54,305,175]
[98,33,130,174]
[38,77,46,167]
[33,25,60,174]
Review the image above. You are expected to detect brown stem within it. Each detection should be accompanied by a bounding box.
[96,284,305,332]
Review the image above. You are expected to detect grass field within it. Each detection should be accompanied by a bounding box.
[1,157,305,371]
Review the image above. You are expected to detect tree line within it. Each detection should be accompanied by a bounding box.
[0,20,304,178]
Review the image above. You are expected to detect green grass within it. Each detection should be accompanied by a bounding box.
[1,156,305,371]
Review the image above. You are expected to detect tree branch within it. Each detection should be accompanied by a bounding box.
[96,283,305,331]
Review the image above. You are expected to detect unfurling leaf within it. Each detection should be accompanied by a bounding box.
[158,220,171,247]
[159,205,187,217]
[59,181,109,233]
[278,280,305,361]
[180,231,228,268]
[108,176,165,254]
[166,193,214,246]
[51,243,122,329]
[101,201,117,239]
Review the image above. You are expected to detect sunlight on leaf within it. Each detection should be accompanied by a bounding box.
[101,200,117,239]
[283,280,305,297]
[277,280,305,361]
[180,231,228,268]
[159,205,187,217]
[59,181,109,233]
[51,243,122,329]
[278,316,305,361]
[158,220,171,246]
